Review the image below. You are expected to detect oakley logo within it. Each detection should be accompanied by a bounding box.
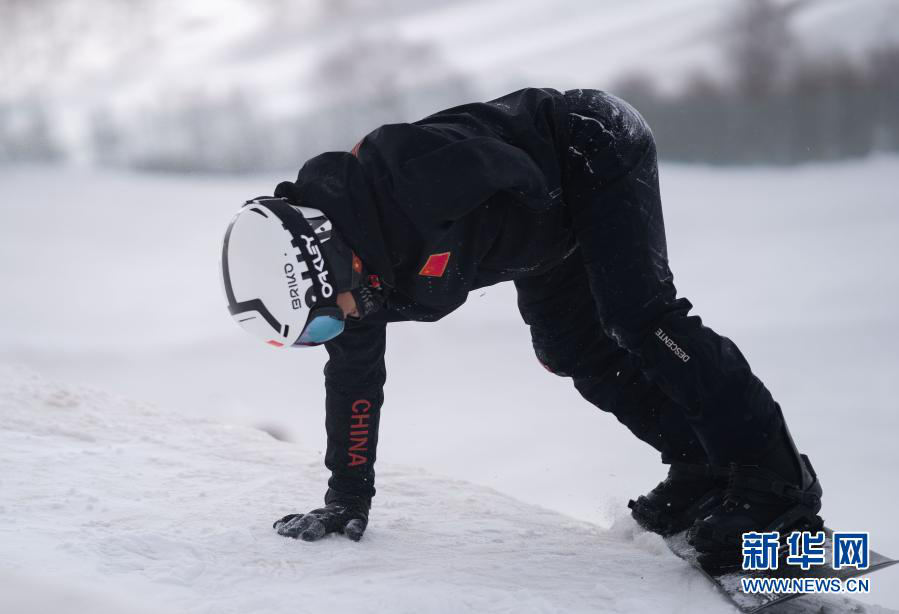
[655,328,691,362]
[302,235,333,298]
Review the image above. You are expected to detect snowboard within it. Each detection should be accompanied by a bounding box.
[664,527,897,612]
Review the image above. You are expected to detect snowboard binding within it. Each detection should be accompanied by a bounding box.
[688,454,823,572]
[628,461,729,537]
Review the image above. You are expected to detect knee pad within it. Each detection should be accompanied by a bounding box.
[533,344,574,377]
[600,297,693,353]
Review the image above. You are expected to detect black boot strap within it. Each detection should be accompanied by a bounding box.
[702,500,824,546]
[728,473,820,508]
[669,462,729,480]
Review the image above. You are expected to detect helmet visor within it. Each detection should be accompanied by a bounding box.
[294,306,345,347]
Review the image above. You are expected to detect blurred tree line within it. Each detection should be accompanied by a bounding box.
[0,0,471,172]
[1,31,470,172]
[117,35,471,173]
[1,0,897,170]
[614,0,899,163]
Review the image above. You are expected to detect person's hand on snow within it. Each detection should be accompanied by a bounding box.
[273,497,369,542]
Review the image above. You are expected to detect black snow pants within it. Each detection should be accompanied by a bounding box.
[515,89,784,465]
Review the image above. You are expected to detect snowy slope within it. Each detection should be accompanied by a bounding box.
[1,367,895,614]
[2,156,899,607]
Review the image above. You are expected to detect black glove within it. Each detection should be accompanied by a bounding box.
[348,283,386,320]
[273,494,370,542]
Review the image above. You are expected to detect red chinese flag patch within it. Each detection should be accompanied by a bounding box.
[419,252,451,277]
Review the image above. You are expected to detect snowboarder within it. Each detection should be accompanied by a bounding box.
[220,88,823,569]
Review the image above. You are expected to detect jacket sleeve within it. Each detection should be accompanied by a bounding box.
[322,318,386,502]
[359,86,568,235]
[368,122,556,225]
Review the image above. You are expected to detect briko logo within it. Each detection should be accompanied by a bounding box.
[283,262,303,310]
[655,328,690,362]
[301,234,333,298]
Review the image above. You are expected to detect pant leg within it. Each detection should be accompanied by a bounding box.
[563,90,783,464]
[514,252,705,463]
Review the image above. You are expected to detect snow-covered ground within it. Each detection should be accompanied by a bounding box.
[1,156,898,610]
[1,367,895,614]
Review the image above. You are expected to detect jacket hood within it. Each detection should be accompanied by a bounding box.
[275,152,396,288]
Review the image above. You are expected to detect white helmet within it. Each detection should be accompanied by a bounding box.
[221,197,359,348]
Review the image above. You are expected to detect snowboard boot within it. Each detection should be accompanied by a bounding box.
[686,424,823,572]
[628,461,729,536]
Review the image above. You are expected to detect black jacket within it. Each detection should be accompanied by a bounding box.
[275,88,577,502]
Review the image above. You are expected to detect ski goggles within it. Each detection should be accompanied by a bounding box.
[294,305,346,347]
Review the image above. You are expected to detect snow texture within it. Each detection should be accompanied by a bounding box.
[1,157,899,611]
[1,367,896,614]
